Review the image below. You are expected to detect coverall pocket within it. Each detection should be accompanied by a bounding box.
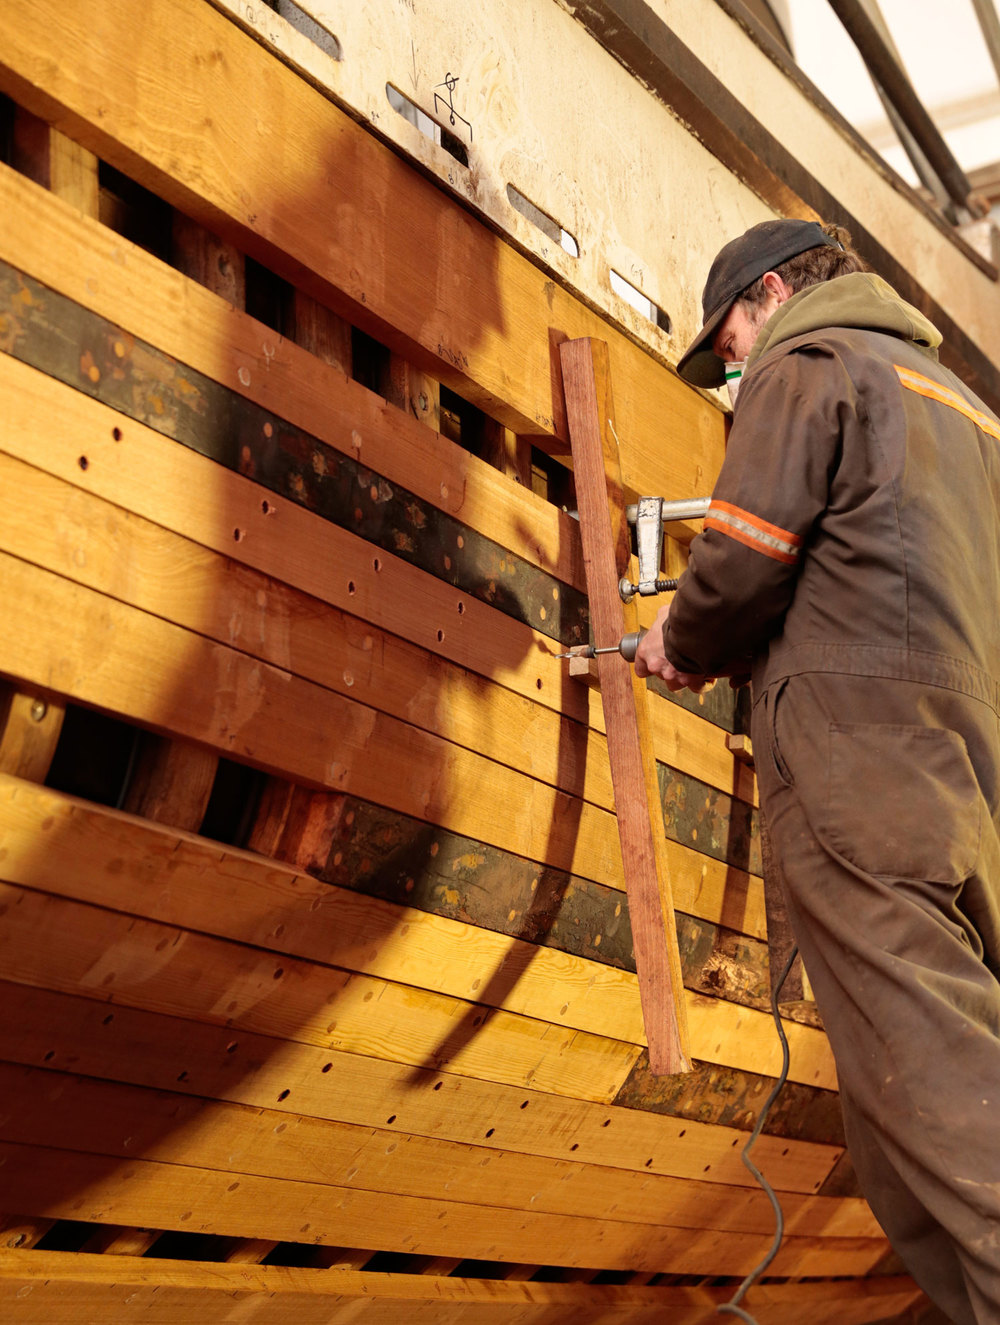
[824,724,981,884]
[760,680,793,788]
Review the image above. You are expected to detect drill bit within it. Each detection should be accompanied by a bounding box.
[556,629,647,662]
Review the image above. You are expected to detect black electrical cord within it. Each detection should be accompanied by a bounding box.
[716,944,800,1324]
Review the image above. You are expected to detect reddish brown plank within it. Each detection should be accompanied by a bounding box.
[559,338,689,1075]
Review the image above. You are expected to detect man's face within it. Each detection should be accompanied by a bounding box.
[712,297,772,365]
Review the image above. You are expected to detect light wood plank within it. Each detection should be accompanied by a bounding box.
[0,981,840,1196]
[561,336,688,1075]
[0,1063,878,1239]
[0,776,836,1088]
[0,1140,886,1276]
[0,1249,928,1325]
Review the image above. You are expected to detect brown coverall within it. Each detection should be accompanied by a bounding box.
[664,272,1000,1322]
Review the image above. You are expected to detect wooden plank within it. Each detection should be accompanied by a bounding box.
[0,1064,879,1240]
[560,337,687,1075]
[0,982,840,1196]
[0,777,836,1088]
[0,1250,929,1325]
[0,0,725,499]
[0,1140,886,1276]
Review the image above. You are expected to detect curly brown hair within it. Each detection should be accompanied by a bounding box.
[738,223,870,310]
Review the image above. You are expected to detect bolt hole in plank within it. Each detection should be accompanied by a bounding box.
[386,84,470,167]
[609,269,672,334]
[506,184,579,257]
[260,0,342,61]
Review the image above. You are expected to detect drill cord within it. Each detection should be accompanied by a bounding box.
[715,944,800,1324]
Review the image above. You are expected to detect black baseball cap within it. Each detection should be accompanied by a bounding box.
[676,219,840,388]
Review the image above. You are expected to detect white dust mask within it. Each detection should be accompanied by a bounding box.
[724,359,747,408]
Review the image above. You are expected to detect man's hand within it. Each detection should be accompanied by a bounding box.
[633,603,713,692]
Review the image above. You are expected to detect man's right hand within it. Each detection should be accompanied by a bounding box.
[633,604,713,692]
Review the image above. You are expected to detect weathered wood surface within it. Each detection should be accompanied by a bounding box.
[560,337,687,1074]
[0,1250,926,1325]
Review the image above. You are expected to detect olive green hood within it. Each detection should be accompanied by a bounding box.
[747,271,942,372]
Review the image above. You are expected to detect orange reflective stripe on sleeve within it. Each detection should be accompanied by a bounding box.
[895,364,1000,443]
[704,500,802,565]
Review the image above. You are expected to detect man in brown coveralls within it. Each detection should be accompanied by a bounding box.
[635,218,1000,1322]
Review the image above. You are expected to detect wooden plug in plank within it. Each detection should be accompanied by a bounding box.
[0,686,65,783]
[559,337,689,1076]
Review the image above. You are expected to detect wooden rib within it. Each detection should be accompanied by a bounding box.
[224,1238,278,1265]
[560,337,687,1075]
[0,686,65,783]
[0,981,841,1196]
[312,1247,375,1270]
[0,1215,54,1250]
[289,289,352,374]
[0,1064,878,1239]
[10,106,99,216]
[381,352,441,434]
[119,733,217,832]
[78,1225,160,1256]
[0,0,724,498]
[0,776,836,1088]
[114,209,240,829]
[0,1250,928,1325]
[0,1140,886,1277]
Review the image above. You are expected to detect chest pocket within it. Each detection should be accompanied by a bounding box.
[823,724,982,884]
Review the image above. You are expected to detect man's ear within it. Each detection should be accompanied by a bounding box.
[761,270,794,305]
